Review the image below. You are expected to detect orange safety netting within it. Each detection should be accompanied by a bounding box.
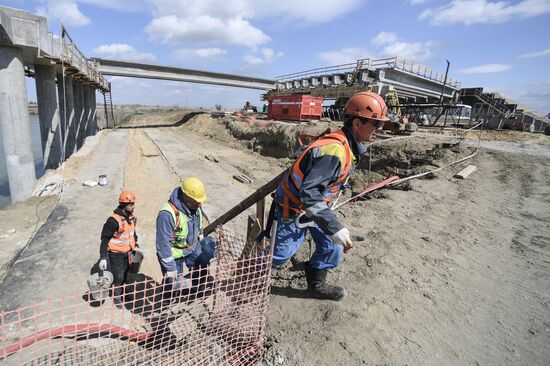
[0,228,272,365]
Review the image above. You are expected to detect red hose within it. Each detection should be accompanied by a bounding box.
[0,323,153,358]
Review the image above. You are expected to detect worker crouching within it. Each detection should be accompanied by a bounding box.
[98,191,139,309]
[156,177,215,306]
[272,91,389,301]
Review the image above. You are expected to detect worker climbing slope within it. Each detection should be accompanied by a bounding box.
[272,91,389,301]
[98,191,140,309]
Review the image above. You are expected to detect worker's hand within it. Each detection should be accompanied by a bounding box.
[331,228,354,253]
[166,271,178,278]
[98,258,107,271]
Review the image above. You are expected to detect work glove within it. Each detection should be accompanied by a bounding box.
[166,271,178,278]
[98,258,107,271]
[331,228,354,253]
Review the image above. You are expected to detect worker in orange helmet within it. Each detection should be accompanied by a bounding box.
[98,190,139,309]
[272,91,389,301]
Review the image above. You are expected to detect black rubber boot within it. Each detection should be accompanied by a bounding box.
[113,287,125,309]
[304,262,347,301]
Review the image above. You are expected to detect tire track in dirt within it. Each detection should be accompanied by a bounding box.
[123,128,181,278]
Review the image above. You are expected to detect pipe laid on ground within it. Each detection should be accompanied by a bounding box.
[0,323,153,358]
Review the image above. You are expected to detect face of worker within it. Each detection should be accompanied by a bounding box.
[352,118,380,142]
[122,203,135,214]
[182,193,201,210]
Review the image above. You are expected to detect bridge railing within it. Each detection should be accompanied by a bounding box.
[61,25,109,91]
[275,56,461,89]
[275,58,371,82]
[383,57,461,89]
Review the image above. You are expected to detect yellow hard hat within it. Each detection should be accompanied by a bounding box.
[181,177,207,203]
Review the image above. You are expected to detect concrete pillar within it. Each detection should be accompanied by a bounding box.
[35,64,63,170]
[0,46,37,202]
[78,85,90,148]
[90,88,98,134]
[71,80,83,155]
[58,74,75,160]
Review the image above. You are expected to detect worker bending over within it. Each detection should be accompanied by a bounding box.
[272,91,389,301]
[156,177,215,304]
[99,191,139,309]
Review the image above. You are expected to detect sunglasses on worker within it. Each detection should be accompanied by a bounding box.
[359,117,385,129]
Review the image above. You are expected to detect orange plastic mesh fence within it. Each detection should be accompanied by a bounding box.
[0,228,272,365]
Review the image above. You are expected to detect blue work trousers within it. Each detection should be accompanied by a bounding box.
[160,237,215,298]
[272,208,342,270]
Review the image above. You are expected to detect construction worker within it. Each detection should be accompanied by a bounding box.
[272,91,389,301]
[98,191,139,309]
[156,177,215,304]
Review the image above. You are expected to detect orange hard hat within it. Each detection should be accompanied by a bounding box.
[118,191,137,203]
[344,91,390,121]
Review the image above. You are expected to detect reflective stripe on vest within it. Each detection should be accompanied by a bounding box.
[107,214,136,253]
[277,129,354,219]
[159,201,204,260]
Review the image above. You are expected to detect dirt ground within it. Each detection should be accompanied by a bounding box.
[1,109,549,365]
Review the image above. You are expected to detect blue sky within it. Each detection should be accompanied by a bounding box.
[5,0,550,114]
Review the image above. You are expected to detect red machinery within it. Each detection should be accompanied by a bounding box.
[267,94,323,121]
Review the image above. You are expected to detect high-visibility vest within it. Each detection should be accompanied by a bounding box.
[159,201,204,260]
[276,129,354,219]
[107,213,137,253]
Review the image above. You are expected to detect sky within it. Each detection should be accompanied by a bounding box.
[4,0,550,114]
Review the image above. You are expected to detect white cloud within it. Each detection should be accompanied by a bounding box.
[145,0,361,47]
[459,63,513,74]
[381,40,438,62]
[36,0,90,27]
[93,43,157,63]
[318,47,372,65]
[243,48,283,65]
[173,48,227,61]
[372,31,398,46]
[519,48,550,59]
[420,0,550,26]
[318,32,439,66]
[145,15,270,47]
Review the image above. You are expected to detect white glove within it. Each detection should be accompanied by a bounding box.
[99,259,107,271]
[331,228,354,253]
[166,271,178,278]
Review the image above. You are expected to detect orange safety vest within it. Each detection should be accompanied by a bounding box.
[107,213,137,253]
[277,129,353,219]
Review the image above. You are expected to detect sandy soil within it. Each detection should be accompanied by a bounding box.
[178,113,550,366]
[1,109,548,365]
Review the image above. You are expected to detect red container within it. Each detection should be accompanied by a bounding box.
[268,94,323,121]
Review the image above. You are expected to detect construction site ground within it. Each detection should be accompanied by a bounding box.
[0,109,549,365]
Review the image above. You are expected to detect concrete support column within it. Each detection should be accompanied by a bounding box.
[0,46,37,202]
[90,88,98,134]
[78,85,90,148]
[56,73,66,151]
[58,74,75,160]
[70,80,83,155]
[35,64,63,170]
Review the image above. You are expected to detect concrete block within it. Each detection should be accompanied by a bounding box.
[454,165,477,179]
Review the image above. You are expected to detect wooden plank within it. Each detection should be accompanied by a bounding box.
[256,198,265,229]
[204,170,285,236]
[454,165,477,179]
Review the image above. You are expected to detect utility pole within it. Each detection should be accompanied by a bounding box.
[438,59,450,105]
